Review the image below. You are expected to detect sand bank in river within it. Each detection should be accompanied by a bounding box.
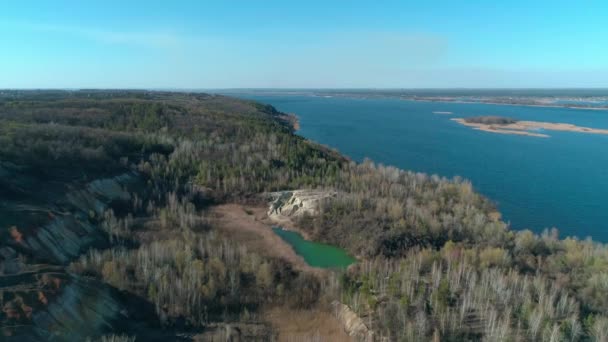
[452,118,608,138]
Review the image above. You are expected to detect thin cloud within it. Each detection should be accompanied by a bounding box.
[9,21,181,49]
[262,31,449,74]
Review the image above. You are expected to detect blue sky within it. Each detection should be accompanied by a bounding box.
[1,1,607,88]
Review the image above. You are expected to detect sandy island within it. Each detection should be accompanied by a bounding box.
[452,117,608,138]
[433,111,453,115]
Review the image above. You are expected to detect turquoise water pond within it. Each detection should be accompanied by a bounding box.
[272,227,356,268]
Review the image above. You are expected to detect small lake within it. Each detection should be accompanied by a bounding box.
[272,227,356,268]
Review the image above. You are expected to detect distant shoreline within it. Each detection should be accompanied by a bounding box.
[409,98,608,111]
[218,89,608,112]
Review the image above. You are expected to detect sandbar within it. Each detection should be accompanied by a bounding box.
[451,117,608,138]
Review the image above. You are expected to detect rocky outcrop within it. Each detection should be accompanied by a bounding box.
[30,277,126,341]
[1,170,146,340]
[267,189,336,224]
[331,301,374,342]
[1,171,141,265]
[1,271,128,342]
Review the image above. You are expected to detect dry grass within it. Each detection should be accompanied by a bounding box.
[210,204,325,276]
[265,308,352,342]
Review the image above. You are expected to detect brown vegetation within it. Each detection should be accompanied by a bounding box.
[265,307,352,342]
[2,90,608,340]
[211,204,320,275]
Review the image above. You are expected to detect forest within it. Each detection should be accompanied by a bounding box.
[1,90,608,341]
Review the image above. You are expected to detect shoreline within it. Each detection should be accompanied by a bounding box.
[266,212,364,264]
[407,98,608,111]
[265,215,313,240]
[281,113,301,131]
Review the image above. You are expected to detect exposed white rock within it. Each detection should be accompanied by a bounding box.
[331,301,374,342]
[267,189,336,224]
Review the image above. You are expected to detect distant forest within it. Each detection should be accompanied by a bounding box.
[1,90,608,341]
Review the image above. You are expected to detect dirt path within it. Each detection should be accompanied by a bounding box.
[210,204,353,342]
[265,307,352,342]
[210,204,323,276]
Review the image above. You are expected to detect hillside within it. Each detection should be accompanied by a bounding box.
[1,90,608,341]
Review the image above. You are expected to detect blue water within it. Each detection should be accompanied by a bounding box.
[233,93,608,241]
[272,227,356,268]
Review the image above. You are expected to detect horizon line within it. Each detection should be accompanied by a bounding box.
[2,87,608,91]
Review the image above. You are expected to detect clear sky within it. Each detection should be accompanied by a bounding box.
[1,1,607,89]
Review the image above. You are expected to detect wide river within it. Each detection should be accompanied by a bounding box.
[231,93,608,242]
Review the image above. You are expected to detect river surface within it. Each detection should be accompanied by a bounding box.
[272,228,356,268]
[229,92,608,242]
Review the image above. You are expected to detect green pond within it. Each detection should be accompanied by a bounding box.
[272,227,356,269]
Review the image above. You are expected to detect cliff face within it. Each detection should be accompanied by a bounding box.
[267,189,337,224]
[1,168,146,340]
[22,277,126,342]
[1,170,141,265]
[1,258,132,341]
[331,301,374,342]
